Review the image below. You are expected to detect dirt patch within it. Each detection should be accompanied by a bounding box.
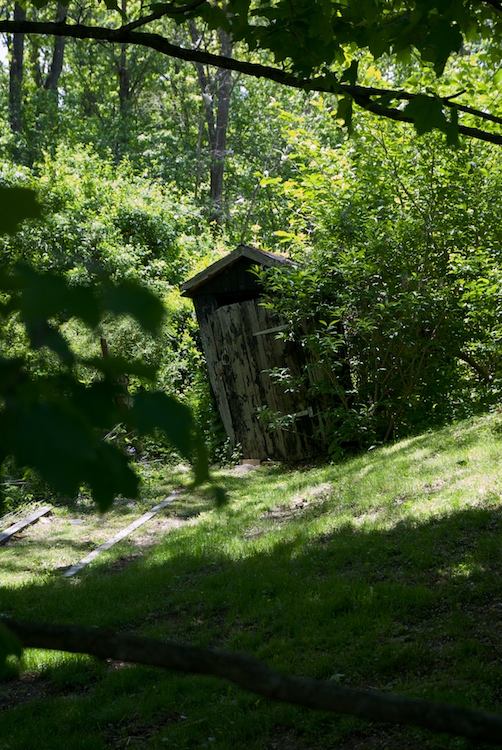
[0,673,53,710]
[262,727,319,749]
[107,554,141,573]
[130,516,190,547]
[261,483,333,522]
[422,480,447,494]
[232,463,260,476]
[103,711,185,748]
[330,727,419,750]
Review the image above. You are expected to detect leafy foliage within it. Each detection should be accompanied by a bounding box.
[260,114,502,451]
[0,145,219,410]
[0,185,218,516]
[1,0,501,143]
[0,178,226,672]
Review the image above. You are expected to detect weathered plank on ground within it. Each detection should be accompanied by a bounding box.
[0,505,52,547]
[62,491,179,578]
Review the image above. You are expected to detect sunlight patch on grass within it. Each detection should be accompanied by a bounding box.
[441,556,486,579]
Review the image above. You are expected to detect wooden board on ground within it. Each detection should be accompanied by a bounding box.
[0,506,52,547]
[62,491,179,578]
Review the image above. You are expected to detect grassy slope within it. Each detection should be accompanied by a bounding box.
[2,412,502,749]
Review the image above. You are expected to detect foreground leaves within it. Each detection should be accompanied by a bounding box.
[0,187,212,512]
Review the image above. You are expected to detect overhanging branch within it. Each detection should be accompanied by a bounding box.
[4,617,502,744]
[0,19,500,144]
[349,92,502,144]
[344,83,502,127]
[120,0,207,33]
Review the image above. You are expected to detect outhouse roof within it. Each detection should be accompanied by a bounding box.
[180,244,293,298]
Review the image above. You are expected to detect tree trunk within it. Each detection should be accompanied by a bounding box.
[9,2,26,133]
[209,29,232,225]
[118,43,130,112]
[118,0,130,114]
[189,22,232,225]
[45,3,67,92]
[115,0,131,158]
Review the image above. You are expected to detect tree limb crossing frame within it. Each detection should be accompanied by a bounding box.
[0,20,500,145]
[3,617,502,745]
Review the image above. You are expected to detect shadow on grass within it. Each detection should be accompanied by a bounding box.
[2,500,502,749]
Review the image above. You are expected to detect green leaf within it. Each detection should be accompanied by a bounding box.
[24,320,75,362]
[8,400,95,497]
[199,3,230,31]
[83,356,157,382]
[85,442,139,511]
[103,0,120,10]
[0,623,23,679]
[70,380,122,430]
[100,280,165,335]
[0,357,24,394]
[130,391,196,459]
[5,265,100,329]
[130,392,209,484]
[340,61,358,87]
[422,20,463,77]
[0,187,42,236]
[404,95,448,136]
[229,0,250,17]
[336,96,353,133]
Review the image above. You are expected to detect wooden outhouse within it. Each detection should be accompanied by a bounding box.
[180,244,322,461]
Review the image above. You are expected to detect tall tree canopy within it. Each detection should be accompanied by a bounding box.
[0,0,501,144]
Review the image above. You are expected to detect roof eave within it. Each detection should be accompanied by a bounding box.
[180,244,293,298]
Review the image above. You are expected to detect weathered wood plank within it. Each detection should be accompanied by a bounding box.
[62,492,178,578]
[0,505,52,547]
[214,300,274,458]
[204,297,318,460]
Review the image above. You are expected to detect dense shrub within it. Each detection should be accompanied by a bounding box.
[0,145,225,458]
[261,117,502,453]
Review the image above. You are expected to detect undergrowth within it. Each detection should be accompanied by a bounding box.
[2,411,502,749]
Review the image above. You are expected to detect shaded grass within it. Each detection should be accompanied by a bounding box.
[2,412,502,748]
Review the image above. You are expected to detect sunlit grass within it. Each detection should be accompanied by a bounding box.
[3,411,502,748]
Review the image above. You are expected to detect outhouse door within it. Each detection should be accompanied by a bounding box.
[202,299,318,460]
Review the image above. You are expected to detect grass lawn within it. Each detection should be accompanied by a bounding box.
[2,412,502,748]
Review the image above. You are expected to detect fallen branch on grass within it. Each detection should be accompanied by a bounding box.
[63,491,178,578]
[3,617,502,744]
[0,506,52,547]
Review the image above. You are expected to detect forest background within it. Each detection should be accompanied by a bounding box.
[1,0,502,740]
[2,0,502,485]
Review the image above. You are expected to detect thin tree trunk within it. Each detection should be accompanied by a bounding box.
[9,2,26,133]
[115,0,130,158]
[189,21,232,225]
[188,21,217,152]
[119,0,130,110]
[119,45,130,110]
[209,29,232,224]
[45,3,67,92]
